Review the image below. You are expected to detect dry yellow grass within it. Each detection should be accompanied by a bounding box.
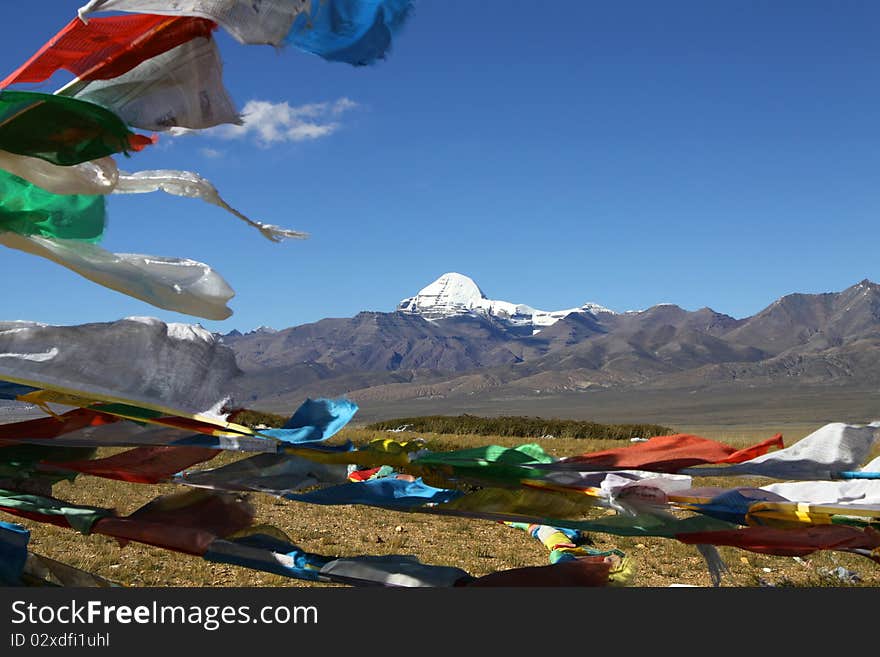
[7,422,880,588]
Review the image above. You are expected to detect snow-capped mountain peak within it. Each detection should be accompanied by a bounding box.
[397,272,615,329]
[397,272,487,319]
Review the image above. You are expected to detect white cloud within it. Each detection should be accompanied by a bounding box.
[200,147,223,158]
[331,98,359,114]
[205,97,360,147]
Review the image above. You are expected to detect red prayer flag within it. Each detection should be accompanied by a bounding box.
[557,433,784,473]
[0,507,75,530]
[676,525,880,560]
[348,467,382,482]
[0,409,119,444]
[461,557,613,587]
[40,445,220,484]
[92,517,221,556]
[93,490,254,556]
[1,14,216,89]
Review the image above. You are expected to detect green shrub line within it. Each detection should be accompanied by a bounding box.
[227,408,674,441]
[227,408,289,429]
[364,414,674,440]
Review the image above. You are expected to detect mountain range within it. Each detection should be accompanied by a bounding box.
[221,273,880,425]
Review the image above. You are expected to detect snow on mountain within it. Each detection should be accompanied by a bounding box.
[223,325,278,339]
[397,272,615,330]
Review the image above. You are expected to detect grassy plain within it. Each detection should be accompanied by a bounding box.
[7,422,879,589]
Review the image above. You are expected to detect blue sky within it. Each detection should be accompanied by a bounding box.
[1,1,879,332]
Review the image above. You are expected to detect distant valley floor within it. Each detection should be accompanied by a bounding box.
[336,383,880,431]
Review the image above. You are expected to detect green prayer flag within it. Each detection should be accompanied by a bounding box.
[0,169,105,241]
[0,488,110,534]
[0,90,150,166]
[0,444,97,488]
[413,443,555,484]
